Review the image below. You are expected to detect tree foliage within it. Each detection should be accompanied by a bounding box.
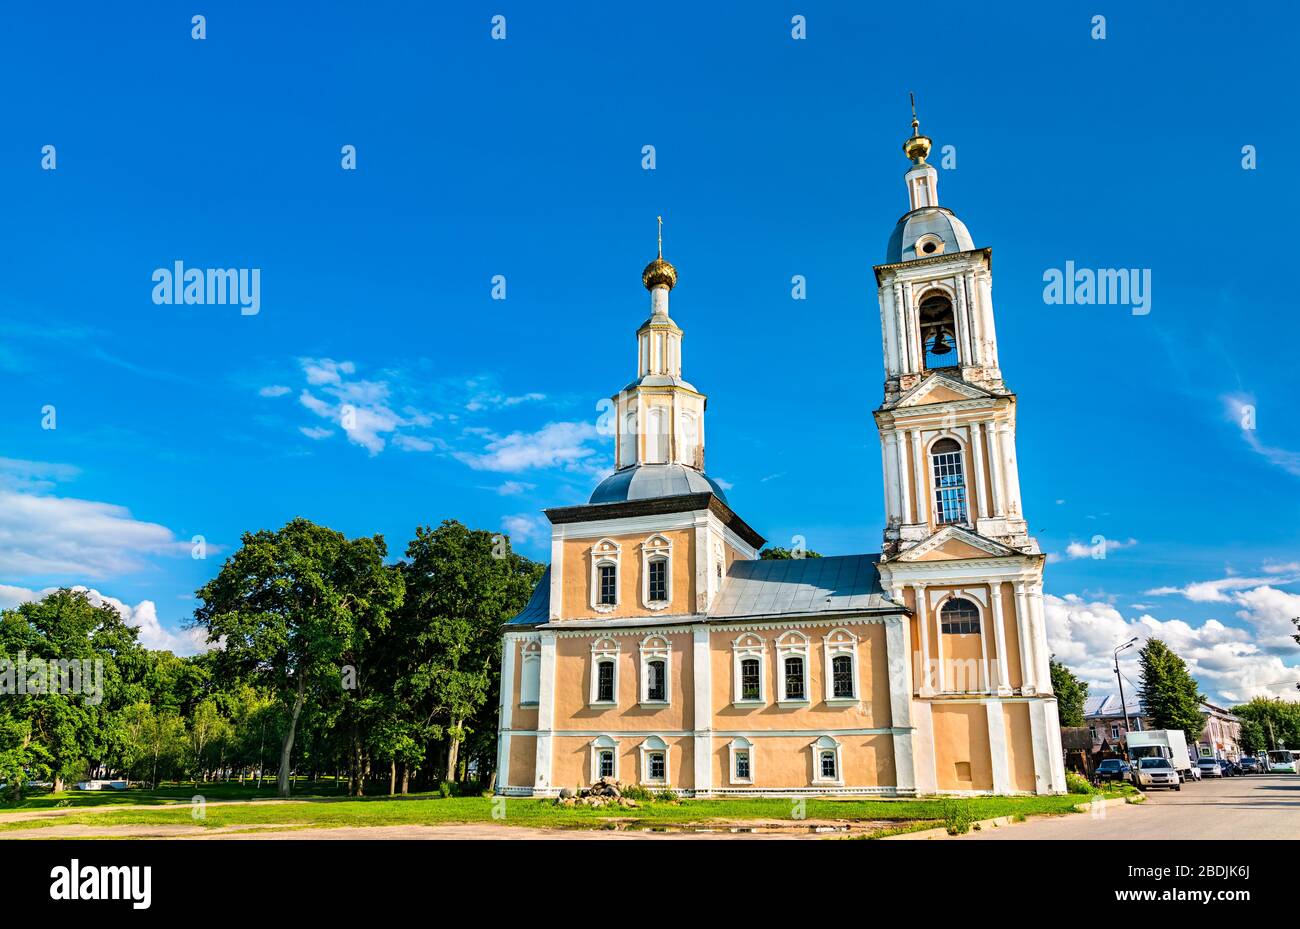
[1049,659,1089,728]
[1137,638,1205,743]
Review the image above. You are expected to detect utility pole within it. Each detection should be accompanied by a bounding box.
[1114,637,1139,772]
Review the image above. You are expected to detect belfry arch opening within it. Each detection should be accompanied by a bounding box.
[919,291,957,370]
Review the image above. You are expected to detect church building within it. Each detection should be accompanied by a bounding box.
[495,112,1067,796]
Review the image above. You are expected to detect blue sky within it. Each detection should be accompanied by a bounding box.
[1,1,1297,704]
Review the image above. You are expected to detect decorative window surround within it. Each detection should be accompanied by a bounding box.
[729,737,755,785]
[639,735,671,786]
[775,630,811,706]
[639,634,671,706]
[731,633,767,706]
[822,628,860,704]
[811,735,844,786]
[519,640,541,706]
[589,637,620,707]
[588,538,621,614]
[590,734,619,782]
[640,534,673,610]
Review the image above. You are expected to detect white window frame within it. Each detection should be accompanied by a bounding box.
[588,538,621,613]
[639,735,671,787]
[822,627,860,704]
[590,734,619,783]
[729,736,755,785]
[640,534,673,611]
[928,434,970,528]
[731,633,767,706]
[1110,724,1120,741]
[646,407,667,463]
[811,735,844,786]
[589,637,620,707]
[639,634,671,706]
[776,630,811,706]
[519,640,541,707]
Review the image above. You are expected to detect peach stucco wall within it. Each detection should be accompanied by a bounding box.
[1003,701,1037,792]
[551,630,695,731]
[713,734,895,789]
[932,703,993,790]
[560,528,696,620]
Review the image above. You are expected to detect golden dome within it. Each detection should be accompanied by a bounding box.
[903,116,932,164]
[642,256,677,291]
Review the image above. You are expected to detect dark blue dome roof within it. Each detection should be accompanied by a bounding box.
[589,464,729,505]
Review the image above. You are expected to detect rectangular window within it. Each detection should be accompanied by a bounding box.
[735,750,750,780]
[831,655,854,699]
[932,449,968,525]
[740,658,760,701]
[784,656,805,700]
[647,659,666,702]
[598,751,614,779]
[599,564,616,605]
[520,656,540,705]
[597,660,615,703]
[648,752,665,781]
[820,750,837,780]
[648,559,668,602]
[1111,724,1120,740]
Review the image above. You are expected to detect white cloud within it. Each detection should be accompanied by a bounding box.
[299,425,333,440]
[501,513,547,544]
[295,358,437,456]
[1046,585,1300,706]
[1146,573,1300,603]
[1222,392,1300,478]
[0,584,210,656]
[454,421,604,473]
[1055,537,1138,561]
[0,460,189,579]
[494,480,536,496]
[258,384,291,398]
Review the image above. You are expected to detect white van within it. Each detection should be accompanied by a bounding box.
[1128,730,1195,781]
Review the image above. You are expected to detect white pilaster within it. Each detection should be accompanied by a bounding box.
[883,431,902,526]
[1030,581,1052,693]
[533,632,558,795]
[885,617,915,794]
[910,429,926,525]
[496,634,516,792]
[910,700,938,794]
[989,581,1011,695]
[1028,698,1055,795]
[986,421,1006,517]
[998,422,1023,517]
[897,429,914,523]
[915,584,933,696]
[1043,698,1068,793]
[985,700,1011,794]
[692,627,713,797]
[1014,581,1035,695]
[969,421,989,520]
[548,534,564,621]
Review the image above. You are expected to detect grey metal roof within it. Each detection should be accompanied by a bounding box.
[1084,693,1147,719]
[707,554,898,619]
[506,566,550,626]
[885,206,975,263]
[589,464,729,505]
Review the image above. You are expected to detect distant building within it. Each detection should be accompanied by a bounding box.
[1083,694,1150,753]
[1084,694,1242,760]
[1197,702,1242,761]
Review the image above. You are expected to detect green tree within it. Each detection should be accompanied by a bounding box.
[193,518,403,797]
[759,546,823,560]
[1137,638,1204,743]
[1232,697,1300,752]
[1049,659,1089,727]
[394,521,542,784]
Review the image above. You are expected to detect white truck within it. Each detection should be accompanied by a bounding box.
[1127,730,1195,782]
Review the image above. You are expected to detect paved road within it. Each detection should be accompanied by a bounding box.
[961,773,1300,840]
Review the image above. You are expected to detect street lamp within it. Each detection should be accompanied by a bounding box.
[1114,637,1139,768]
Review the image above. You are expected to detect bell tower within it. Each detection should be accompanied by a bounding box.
[870,101,1065,795]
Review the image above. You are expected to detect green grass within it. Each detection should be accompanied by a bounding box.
[0,788,1115,836]
[0,780,347,812]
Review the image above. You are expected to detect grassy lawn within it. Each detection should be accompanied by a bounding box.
[0,780,347,811]
[0,785,1122,836]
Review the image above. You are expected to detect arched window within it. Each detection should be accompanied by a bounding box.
[931,438,968,525]
[832,655,854,699]
[940,597,981,635]
[919,291,957,369]
[740,658,761,701]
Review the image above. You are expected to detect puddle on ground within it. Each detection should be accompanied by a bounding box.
[619,820,900,836]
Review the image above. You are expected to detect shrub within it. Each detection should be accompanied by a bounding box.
[437,781,452,799]
[941,799,972,835]
[619,784,655,802]
[655,790,676,802]
[1066,771,1096,795]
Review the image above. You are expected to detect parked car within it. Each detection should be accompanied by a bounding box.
[1096,759,1132,783]
[1182,762,1202,781]
[1239,757,1261,774]
[1197,757,1224,777]
[1224,759,1244,776]
[1136,757,1181,790]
